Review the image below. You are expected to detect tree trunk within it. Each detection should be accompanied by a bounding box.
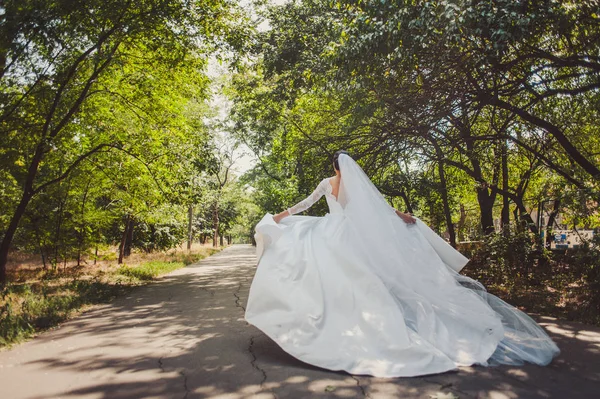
[0,35,122,285]
[212,203,219,248]
[53,186,67,270]
[77,181,91,267]
[0,191,34,284]
[477,187,496,235]
[124,217,134,258]
[545,200,561,247]
[453,112,498,235]
[220,234,224,247]
[118,215,130,264]
[40,245,47,270]
[187,204,193,251]
[118,232,126,264]
[400,191,414,214]
[33,224,47,270]
[513,206,521,231]
[513,197,539,235]
[434,146,456,247]
[500,140,510,235]
[457,204,467,242]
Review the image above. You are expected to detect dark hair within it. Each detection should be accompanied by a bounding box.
[333,150,349,171]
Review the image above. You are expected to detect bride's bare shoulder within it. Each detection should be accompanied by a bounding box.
[328,176,340,187]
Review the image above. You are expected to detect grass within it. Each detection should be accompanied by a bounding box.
[117,261,185,281]
[0,246,221,348]
[0,278,132,347]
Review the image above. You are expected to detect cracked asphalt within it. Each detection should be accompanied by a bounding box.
[0,245,599,399]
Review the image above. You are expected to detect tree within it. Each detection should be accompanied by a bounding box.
[0,0,244,283]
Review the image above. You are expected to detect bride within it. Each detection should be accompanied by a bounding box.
[245,151,559,377]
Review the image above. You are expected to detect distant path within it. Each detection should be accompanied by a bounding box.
[0,245,599,398]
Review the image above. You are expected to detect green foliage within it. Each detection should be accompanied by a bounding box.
[232,0,600,239]
[132,222,188,254]
[465,230,545,287]
[0,0,251,282]
[562,236,600,316]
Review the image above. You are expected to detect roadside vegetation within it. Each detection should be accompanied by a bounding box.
[463,232,600,326]
[0,245,220,348]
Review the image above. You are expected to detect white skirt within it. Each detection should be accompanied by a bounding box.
[246,213,559,377]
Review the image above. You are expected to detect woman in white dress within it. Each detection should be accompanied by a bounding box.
[246,151,559,377]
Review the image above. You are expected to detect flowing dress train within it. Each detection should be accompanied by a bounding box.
[246,155,559,377]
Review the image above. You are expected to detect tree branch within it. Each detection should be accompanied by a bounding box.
[32,144,118,194]
[479,94,600,179]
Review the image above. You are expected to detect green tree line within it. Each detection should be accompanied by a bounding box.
[0,0,252,284]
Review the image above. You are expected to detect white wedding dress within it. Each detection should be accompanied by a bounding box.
[245,154,559,377]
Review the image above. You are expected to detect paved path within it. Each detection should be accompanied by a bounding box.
[0,245,599,399]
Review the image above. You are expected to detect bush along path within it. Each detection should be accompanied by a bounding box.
[0,245,599,399]
[0,247,220,348]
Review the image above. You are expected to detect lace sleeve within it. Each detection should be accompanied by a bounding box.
[287,179,329,215]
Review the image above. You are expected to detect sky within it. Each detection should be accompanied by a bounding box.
[206,54,255,177]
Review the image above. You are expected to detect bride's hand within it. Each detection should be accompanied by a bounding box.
[273,211,289,224]
[395,210,416,224]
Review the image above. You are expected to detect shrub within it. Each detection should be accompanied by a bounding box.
[559,236,600,320]
[465,230,546,288]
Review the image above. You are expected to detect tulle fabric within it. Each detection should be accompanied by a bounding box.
[245,154,559,377]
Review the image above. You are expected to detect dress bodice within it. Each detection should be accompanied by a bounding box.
[324,185,344,214]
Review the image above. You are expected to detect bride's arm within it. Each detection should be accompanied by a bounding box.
[273,180,328,223]
[395,209,416,224]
